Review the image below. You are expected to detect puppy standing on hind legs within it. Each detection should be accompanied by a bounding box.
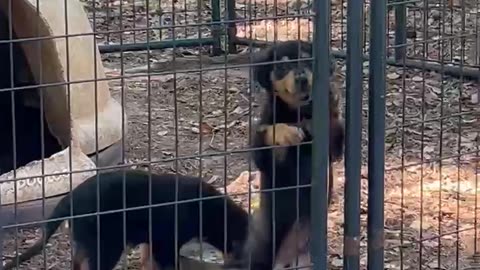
[252,40,343,186]
[2,169,250,270]
[224,40,344,270]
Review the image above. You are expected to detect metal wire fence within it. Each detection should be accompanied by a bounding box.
[0,0,479,269]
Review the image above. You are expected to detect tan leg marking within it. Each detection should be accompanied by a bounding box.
[264,124,304,147]
[274,221,311,270]
[139,243,161,270]
[72,246,89,270]
[328,162,338,204]
[262,123,304,161]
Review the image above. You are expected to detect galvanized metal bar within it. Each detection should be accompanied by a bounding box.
[367,0,386,267]
[235,38,480,80]
[311,0,331,267]
[97,36,480,80]
[210,0,222,55]
[226,0,237,53]
[98,38,215,53]
[394,1,407,61]
[343,0,364,267]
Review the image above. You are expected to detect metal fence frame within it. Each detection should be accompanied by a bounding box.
[95,0,480,80]
[1,0,479,269]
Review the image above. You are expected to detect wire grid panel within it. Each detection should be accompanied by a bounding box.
[1,0,320,269]
[375,1,480,270]
[328,0,480,269]
[95,0,223,51]
[387,0,480,66]
[0,0,479,270]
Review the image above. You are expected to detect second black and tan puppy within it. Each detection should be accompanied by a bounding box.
[225,40,344,270]
[3,169,250,270]
[252,40,343,165]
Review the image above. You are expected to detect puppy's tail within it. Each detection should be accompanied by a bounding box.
[3,195,71,270]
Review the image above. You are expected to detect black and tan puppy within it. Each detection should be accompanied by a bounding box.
[2,169,250,270]
[252,40,343,164]
[225,40,344,270]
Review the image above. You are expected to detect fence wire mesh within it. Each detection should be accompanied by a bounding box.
[0,0,478,269]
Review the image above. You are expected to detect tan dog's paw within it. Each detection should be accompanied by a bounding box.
[264,124,305,146]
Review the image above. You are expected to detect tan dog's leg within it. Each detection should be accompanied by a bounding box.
[139,243,161,270]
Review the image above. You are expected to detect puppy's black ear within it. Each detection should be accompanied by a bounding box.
[252,47,274,91]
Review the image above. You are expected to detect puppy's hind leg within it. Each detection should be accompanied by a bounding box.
[72,243,90,270]
[274,220,311,270]
[327,162,338,206]
[80,239,124,270]
[139,243,161,270]
[152,242,177,270]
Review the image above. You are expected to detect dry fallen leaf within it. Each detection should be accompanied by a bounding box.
[412,76,423,82]
[191,122,214,134]
[331,257,343,267]
[157,130,168,136]
[471,92,478,104]
[387,72,400,80]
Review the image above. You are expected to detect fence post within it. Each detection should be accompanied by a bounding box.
[394,0,407,62]
[210,0,222,55]
[226,0,237,53]
[311,0,331,267]
[367,0,386,267]
[343,0,364,267]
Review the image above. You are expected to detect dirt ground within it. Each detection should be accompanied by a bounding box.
[3,0,480,269]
